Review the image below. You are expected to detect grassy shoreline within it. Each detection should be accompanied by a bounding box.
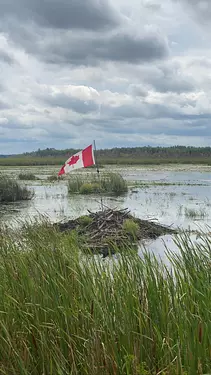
[0,223,210,374]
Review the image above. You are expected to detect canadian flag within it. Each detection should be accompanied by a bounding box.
[58,144,95,176]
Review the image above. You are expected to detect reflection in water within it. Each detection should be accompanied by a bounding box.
[139,232,211,266]
[138,235,177,267]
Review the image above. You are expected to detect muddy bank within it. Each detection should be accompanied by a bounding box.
[55,208,176,257]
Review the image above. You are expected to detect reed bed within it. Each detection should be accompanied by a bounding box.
[0,174,33,202]
[0,224,210,374]
[68,172,128,196]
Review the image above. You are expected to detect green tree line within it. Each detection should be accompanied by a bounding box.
[0,146,211,166]
[16,145,211,158]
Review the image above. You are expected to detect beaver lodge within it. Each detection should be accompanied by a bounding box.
[55,208,176,257]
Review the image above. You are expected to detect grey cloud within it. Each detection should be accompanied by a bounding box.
[0,2,168,67]
[145,3,161,11]
[0,50,14,65]
[101,96,204,122]
[1,0,210,152]
[36,31,168,65]
[177,0,211,23]
[107,103,177,120]
[0,118,33,129]
[128,84,148,97]
[148,64,194,93]
[130,62,194,94]
[1,0,120,31]
[80,114,211,137]
[0,23,39,58]
[40,93,99,114]
[104,33,168,63]
[0,99,10,110]
[152,76,194,94]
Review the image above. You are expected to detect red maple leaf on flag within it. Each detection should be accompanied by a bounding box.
[68,155,79,166]
[58,155,80,176]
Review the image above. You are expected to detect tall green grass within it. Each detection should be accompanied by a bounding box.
[67,175,85,193]
[0,224,210,374]
[68,172,128,196]
[0,174,33,202]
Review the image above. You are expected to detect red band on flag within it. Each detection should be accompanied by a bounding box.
[82,145,94,168]
[58,164,65,176]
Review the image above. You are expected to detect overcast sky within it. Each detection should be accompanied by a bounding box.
[0,0,211,153]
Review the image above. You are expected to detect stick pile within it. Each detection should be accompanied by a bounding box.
[55,208,175,256]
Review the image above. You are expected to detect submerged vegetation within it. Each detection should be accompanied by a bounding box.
[0,223,210,374]
[133,181,207,188]
[67,172,128,196]
[0,174,33,202]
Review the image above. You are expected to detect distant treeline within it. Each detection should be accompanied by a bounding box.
[0,146,211,166]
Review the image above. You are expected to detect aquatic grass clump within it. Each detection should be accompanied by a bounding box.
[47,174,58,182]
[79,182,102,194]
[0,225,210,374]
[184,207,207,219]
[0,174,33,202]
[68,172,128,196]
[67,175,84,193]
[78,215,93,227]
[18,172,37,180]
[101,172,128,195]
[123,218,139,239]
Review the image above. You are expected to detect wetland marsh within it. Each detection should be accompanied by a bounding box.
[1,164,210,254]
[0,164,211,374]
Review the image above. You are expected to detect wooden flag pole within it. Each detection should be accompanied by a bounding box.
[93,140,103,211]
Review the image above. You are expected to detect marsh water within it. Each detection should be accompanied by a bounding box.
[1,164,211,258]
